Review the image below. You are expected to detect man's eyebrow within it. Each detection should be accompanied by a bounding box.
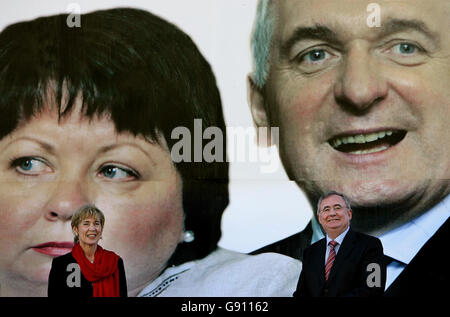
[378,18,440,45]
[281,24,341,57]
[280,19,440,58]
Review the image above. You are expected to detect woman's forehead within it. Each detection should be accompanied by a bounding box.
[11,105,163,149]
[80,215,102,222]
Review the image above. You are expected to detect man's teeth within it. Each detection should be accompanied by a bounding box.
[331,130,393,148]
[349,146,389,155]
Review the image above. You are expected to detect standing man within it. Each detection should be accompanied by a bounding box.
[294,191,385,297]
[248,0,449,296]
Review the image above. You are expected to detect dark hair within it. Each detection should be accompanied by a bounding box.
[0,8,229,265]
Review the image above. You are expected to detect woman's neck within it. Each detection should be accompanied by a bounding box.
[79,242,97,262]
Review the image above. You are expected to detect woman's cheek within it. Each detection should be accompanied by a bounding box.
[0,199,40,234]
[100,184,184,255]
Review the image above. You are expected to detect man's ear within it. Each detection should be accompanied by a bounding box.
[247,74,272,147]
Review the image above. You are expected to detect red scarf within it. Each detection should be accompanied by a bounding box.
[72,243,121,297]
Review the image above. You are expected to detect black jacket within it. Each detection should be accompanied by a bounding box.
[48,252,127,297]
[293,228,386,297]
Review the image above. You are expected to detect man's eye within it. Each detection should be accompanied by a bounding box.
[99,165,138,181]
[393,43,419,55]
[302,49,329,63]
[11,157,52,175]
[294,48,338,73]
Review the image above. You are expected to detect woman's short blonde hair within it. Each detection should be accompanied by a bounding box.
[71,205,105,243]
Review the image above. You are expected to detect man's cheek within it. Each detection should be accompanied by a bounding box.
[280,76,334,126]
[388,70,429,110]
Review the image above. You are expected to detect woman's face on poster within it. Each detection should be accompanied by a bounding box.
[0,99,185,296]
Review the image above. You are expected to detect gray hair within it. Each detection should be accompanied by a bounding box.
[250,0,275,89]
[316,191,352,214]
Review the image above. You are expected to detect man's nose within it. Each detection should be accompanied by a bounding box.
[44,180,90,222]
[334,46,388,113]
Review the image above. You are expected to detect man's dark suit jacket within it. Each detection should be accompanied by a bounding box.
[48,252,128,297]
[292,228,386,297]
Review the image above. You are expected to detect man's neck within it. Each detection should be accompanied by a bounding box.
[326,225,350,241]
[326,227,348,240]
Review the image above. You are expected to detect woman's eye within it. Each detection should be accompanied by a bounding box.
[11,157,52,175]
[99,165,138,181]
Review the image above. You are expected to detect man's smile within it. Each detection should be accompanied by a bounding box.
[328,129,407,155]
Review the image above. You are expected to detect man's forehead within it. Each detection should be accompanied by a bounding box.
[321,195,346,208]
[273,0,448,42]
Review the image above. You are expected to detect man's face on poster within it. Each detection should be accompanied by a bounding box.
[252,0,450,216]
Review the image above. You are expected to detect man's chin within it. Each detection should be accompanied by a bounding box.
[321,179,417,207]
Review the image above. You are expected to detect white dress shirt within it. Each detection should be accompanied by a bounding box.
[324,225,350,265]
[311,194,450,290]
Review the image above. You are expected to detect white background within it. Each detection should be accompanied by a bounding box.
[0,0,311,252]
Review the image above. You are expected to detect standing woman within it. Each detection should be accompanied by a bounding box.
[48,205,127,297]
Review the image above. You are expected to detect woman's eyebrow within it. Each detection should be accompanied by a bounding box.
[4,136,55,153]
[98,143,157,166]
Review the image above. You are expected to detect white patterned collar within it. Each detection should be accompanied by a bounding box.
[137,261,194,297]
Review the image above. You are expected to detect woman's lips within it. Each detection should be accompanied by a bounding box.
[32,241,74,257]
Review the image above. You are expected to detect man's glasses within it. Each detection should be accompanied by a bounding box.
[319,204,347,214]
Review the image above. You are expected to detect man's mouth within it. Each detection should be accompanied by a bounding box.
[329,130,407,155]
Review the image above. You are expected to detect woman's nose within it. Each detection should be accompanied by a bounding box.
[44,180,90,222]
[88,224,98,231]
